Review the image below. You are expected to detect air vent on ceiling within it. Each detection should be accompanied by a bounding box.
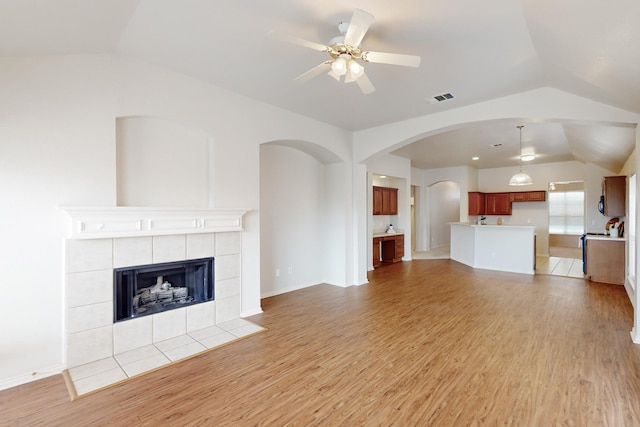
[427,92,455,104]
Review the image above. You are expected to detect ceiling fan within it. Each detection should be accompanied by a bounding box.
[270,9,421,94]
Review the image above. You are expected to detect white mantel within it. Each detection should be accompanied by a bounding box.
[61,206,249,239]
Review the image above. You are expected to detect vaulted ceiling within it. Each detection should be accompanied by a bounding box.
[1,0,638,172]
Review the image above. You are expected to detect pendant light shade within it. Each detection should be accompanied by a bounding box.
[509,171,533,186]
[509,125,533,186]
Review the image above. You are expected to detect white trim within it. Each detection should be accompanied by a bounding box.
[0,365,63,392]
[61,207,250,239]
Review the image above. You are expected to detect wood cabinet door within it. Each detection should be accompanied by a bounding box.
[373,186,382,215]
[586,239,624,285]
[468,192,485,215]
[511,192,527,202]
[485,194,496,215]
[497,193,512,215]
[373,186,398,215]
[603,176,626,217]
[373,238,382,267]
[388,188,398,215]
[527,191,546,201]
[395,235,405,259]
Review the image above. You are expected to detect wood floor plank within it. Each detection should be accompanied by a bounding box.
[2,259,640,425]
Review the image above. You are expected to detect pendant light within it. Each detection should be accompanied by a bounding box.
[509,125,533,186]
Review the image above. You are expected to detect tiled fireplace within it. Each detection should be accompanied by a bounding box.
[62,207,255,395]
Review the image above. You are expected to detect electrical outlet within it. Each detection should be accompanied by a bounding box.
[275,269,280,277]
[288,266,293,274]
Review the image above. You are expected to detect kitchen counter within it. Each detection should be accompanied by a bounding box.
[373,231,404,238]
[451,222,535,230]
[584,234,625,242]
[449,222,536,275]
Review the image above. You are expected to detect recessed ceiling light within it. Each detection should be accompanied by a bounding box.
[379,175,387,178]
[521,154,535,162]
[472,156,479,160]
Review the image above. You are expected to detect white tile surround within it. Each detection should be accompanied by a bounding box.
[62,207,259,396]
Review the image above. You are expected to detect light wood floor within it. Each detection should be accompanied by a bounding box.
[3,260,640,425]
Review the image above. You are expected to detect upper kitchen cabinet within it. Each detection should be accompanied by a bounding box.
[511,191,546,202]
[602,176,626,217]
[468,191,544,216]
[373,186,398,215]
[468,192,486,216]
[485,193,512,216]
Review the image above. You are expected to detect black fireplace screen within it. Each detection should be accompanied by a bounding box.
[114,257,214,322]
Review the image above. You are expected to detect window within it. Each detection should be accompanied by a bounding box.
[548,190,584,234]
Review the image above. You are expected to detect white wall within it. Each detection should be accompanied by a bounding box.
[0,54,352,390]
[478,160,585,193]
[116,117,210,207]
[429,181,460,248]
[260,144,325,297]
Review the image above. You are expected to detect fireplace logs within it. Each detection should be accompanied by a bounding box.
[114,258,214,322]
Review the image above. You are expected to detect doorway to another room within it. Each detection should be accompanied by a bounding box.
[413,181,459,260]
[536,181,584,278]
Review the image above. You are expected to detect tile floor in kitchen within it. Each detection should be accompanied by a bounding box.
[67,318,265,397]
[535,256,585,278]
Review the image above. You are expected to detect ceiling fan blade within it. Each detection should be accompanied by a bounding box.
[362,51,421,68]
[344,69,357,83]
[268,30,328,52]
[294,61,332,83]
[344,9,374,47]
[356,71,375,94]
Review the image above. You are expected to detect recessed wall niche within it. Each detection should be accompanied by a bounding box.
[116,117,212,207]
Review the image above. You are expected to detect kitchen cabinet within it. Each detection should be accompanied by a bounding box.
[468,192,486,215]
[468,191,544,216]
[511,191,546,202]
[373,186,398,215]
[586,237,625,285]
[485,193,512,215]
[373,234,404,266]
[373,237,382,267]
[603,176,626,217]
[469,191,547,216]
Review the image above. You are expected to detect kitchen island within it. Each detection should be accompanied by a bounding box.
[450,223,536,275]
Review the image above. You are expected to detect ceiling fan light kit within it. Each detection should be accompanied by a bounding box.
[270,9,421,94]
[509,125,533,186]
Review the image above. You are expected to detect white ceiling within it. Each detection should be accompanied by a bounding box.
[0,0,638,172]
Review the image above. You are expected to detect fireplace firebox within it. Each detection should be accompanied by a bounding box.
[114,257,214,322]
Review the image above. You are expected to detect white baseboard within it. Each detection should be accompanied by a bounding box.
[0,365,64,392]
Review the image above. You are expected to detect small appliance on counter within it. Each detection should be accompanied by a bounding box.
[606,218,623,237]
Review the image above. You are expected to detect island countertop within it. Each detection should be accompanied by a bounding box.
[449,222,535,230]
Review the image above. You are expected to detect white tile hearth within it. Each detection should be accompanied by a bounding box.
[67,318,265,397]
